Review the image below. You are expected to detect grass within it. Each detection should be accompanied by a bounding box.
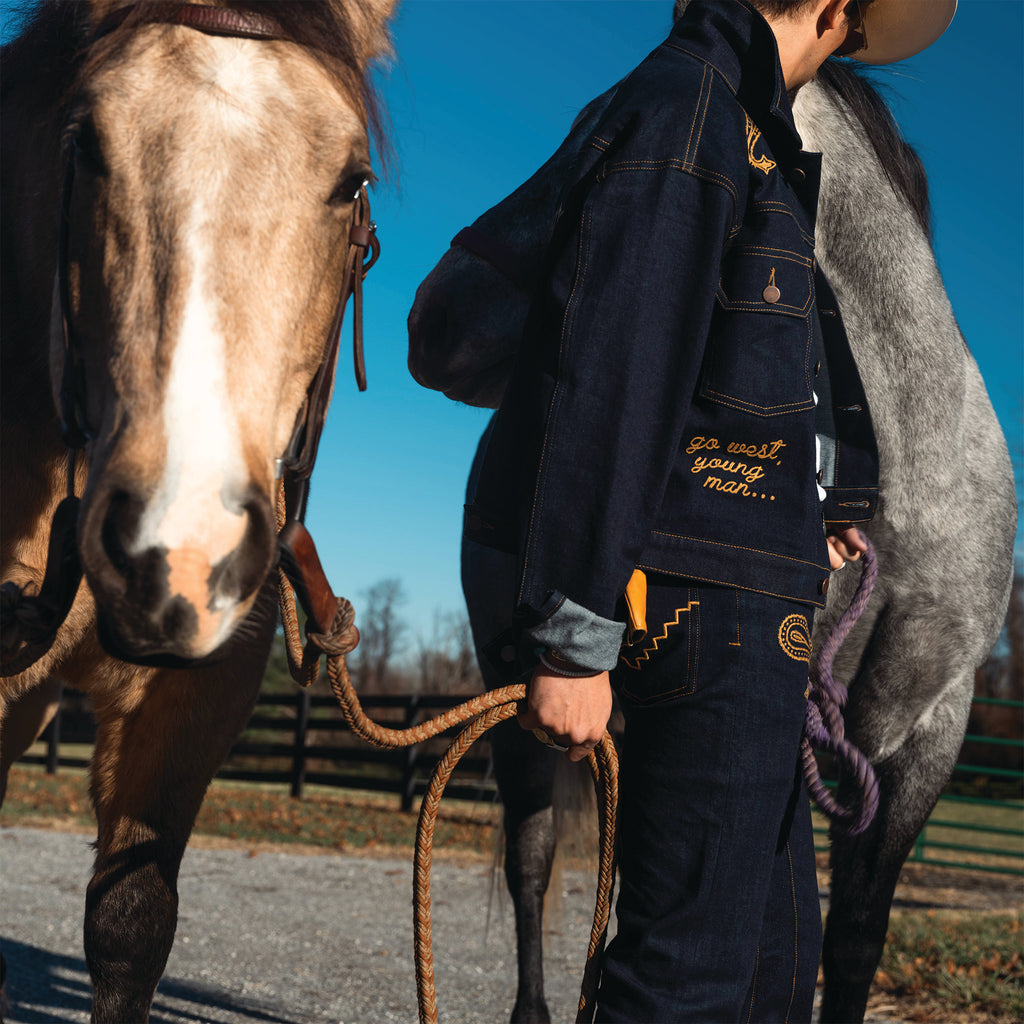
[875,911,1024,1022]
[812,793,1023,874]
[1,763,501,856]
[4,763,1023,1021]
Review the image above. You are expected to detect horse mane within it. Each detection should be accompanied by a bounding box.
[1,2,90,114]
[815,59,932,239]
[1,0,392,175]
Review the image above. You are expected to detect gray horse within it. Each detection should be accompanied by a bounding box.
[406,14,1016,1024]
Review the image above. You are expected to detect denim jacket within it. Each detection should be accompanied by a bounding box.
[465,0,878,671]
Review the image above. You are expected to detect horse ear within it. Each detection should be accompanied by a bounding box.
[351,0,398,63]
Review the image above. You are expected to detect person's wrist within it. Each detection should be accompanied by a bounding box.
[536,647,597,678]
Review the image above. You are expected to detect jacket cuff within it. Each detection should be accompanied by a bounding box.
[526,593,626,672]
[821,485,878,526]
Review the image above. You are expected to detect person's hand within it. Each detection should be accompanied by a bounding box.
[518,668,612,763]
[826,526,867,570]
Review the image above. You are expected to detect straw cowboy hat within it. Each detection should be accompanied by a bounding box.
[847,0,957,64]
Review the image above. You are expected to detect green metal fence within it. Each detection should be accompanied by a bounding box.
[812,697,1024,876]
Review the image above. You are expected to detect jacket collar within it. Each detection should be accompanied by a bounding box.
[668,0,804,161]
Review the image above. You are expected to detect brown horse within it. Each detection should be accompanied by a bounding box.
[1,1,394,1018]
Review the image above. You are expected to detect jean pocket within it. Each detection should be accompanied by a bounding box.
[699,248,815,417]
[616,585,703,705]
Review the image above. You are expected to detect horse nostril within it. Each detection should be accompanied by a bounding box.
[208,491,275,603]
[100,490,142,580]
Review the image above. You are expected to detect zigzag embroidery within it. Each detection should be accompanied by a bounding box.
[620,601,699,670]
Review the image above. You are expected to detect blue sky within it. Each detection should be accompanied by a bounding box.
[325,0,1023,637]
[3,1,1021,641]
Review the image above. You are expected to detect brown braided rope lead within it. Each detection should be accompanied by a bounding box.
[412,703,619,1024]
[412,700,520,1024]
[274,484,618,1022]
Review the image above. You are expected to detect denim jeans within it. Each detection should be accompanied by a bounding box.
[597,579,821,1023]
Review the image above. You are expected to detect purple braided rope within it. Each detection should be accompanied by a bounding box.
[801,532,880,836]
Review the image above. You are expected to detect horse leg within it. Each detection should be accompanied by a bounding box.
[820,666,973,1023]
[83,609,271,1021]
[0,676,63,805]
[492,716,559,1024]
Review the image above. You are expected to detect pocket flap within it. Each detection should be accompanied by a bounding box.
[717,248,813,317]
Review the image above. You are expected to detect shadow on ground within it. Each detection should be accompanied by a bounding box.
[1,939,305,1024]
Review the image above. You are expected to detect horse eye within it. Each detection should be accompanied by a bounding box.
[72,120,106,176]
[329,173,369,207]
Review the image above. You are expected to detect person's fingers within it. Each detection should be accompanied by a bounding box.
[517,700,538,731]
[827,532,865,568]
[567,738,598,763]
[530,726,570,752]
[828,542,845,570]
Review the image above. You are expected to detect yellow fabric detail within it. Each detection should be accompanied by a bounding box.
[620,600,699,670]
[745,113,776,175]
[624,568,648,645]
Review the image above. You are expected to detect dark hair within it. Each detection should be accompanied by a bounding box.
[676,1,876,21]
[748,0,821,15]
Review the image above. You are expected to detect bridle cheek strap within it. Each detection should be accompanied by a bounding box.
[279,187,379,489]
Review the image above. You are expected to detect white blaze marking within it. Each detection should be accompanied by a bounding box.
[134,215,247,604]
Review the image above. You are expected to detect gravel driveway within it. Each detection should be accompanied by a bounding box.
[1,825,915,1024]
[2,825,600,1024]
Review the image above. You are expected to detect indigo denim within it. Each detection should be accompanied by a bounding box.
[597,579,821,1023]
[467,0,878,648]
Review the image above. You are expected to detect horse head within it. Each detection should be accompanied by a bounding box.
[58,0,394,663]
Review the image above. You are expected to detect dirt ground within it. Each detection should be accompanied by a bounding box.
[814,857,1023,915]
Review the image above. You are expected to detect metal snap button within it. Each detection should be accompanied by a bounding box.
[814,360,822,376]
[819,578,830,595]
[790,166,807,184]
[763,284,781,303]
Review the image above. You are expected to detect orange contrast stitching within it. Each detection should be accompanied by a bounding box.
[620,599,699,670]
[649,534,828,569]
[785,842,798,1024]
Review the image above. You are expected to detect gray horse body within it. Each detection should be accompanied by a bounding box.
[408,54,1015,1024]
[790,73,1015,1022]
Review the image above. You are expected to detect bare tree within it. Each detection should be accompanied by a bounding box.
[414,609,482,695]
[350,578,409,693]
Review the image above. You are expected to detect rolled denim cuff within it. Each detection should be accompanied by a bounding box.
[526,594,626,673]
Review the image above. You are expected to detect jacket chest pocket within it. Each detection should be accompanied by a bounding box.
[699,247,815,417]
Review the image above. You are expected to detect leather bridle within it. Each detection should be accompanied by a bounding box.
[0,1,382,672]
[58,2,381,509]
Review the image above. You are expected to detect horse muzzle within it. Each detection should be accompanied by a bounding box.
[78,475,276,663]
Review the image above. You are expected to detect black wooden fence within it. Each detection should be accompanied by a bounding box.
[20,689,497,812]
[17,688,1023,873]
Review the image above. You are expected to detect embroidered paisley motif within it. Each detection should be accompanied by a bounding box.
[745,113,776,175]
[778,613,812,662]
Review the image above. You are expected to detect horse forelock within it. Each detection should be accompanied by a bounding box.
[60,0,394,177]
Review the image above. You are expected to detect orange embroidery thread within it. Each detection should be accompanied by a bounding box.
[778,614,812,662]
[621,601,699,670]
[745,114,776,175]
